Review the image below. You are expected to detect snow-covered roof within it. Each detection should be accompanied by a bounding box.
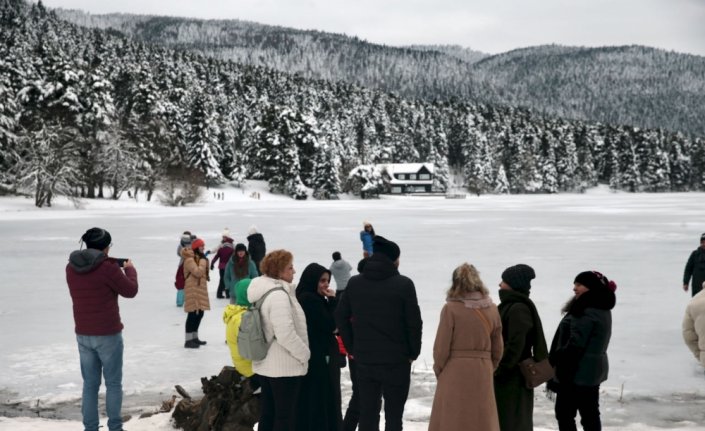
[381,163,435,175]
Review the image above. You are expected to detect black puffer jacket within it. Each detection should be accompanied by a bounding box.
[549,287,616,386]
[335,253,423,364]
[247,233,266,264]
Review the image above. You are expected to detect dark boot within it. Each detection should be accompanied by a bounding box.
[195,332,207,345]
[184,339,200,348]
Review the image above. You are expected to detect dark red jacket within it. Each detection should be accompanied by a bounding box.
[66,249,139,335]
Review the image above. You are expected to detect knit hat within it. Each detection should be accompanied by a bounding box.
[180,233,193,247]
[701,232,705,241]
[248,225,258,235]
[235,243,247,253]
[222,228,232,239]
[574,270,617,292]
[235,278,252,306]
[191,238,205,250]
[332,251,342,261]
[82,227,112,250]
[501,264,536,294]
[373,236,400,261]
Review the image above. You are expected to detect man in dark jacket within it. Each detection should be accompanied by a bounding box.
[683,233,705,297]
[66,227,139,431]
[335,236,422,431]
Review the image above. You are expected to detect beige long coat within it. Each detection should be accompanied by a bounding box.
[429,294,503,431]
[683,287,705,367]
[182,249,210,313]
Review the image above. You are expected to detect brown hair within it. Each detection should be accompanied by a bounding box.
[447,263,488,298]
[259,249,293,279]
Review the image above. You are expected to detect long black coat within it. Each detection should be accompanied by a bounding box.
[246,233,266,265]
[684,247,705,296]
[549,287,615,387]
[335,253,423,365]
[296,263,341,431]
[494,289,546,431]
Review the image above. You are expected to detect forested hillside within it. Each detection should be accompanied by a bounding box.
[55,8,705,137]
[1,0,704,208]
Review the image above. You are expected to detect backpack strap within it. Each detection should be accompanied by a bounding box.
[253,285,286,309]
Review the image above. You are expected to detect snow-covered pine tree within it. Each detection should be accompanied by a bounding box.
[253,104,307,199]
[311,141,341,199]
[185,91,224,187]
[690,137,705,191]
[494,165,510,194]
[554,123,578,191]
[539,132,558,193]
[668,132,691,192]
[76,31,116,198]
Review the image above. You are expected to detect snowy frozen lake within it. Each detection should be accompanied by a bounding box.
[1,186,704,429]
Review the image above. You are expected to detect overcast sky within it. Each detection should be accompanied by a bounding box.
[40,0,705,56]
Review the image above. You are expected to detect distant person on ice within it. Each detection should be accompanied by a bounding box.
[683,282,705,369]
[329,251,353,299]
[211,228,235,299]
[359,221,375,257]
[66,227,138,431]
[225,243,259,304]
[182,238,211,348]
[683,233,705,296]
[246,225,267,273]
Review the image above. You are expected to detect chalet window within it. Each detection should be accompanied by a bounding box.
[392,186,402,194]
[419,174,430,180]
[398,174,406,180]
[409,174,417,180]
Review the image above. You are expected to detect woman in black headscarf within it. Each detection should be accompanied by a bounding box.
[295,263,342,431]
[494,264,548,431]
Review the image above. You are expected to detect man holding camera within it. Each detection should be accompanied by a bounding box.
[66,227,138,431]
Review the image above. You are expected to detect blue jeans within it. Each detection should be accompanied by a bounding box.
[77,333,124,431]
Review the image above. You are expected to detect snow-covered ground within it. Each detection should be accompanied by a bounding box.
[1,182,704,430]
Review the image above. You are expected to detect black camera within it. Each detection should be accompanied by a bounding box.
[114,258,129,267]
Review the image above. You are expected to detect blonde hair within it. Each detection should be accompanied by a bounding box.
[447,263,489,298]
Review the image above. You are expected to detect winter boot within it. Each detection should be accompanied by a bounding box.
[194,332,207,345]
[184,333,200,348]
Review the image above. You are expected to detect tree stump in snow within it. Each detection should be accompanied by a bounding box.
[172,366,259,431]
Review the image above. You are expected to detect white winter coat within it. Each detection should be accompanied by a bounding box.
[683,287,705,367]
[247,275,310,377]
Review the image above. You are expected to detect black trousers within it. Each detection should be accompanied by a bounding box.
[555,384,601,431]
[216,268,229,298]
[185,310,204,333]
[258,375,302,431]
[356,361,411,431]
[343,357,360,431]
